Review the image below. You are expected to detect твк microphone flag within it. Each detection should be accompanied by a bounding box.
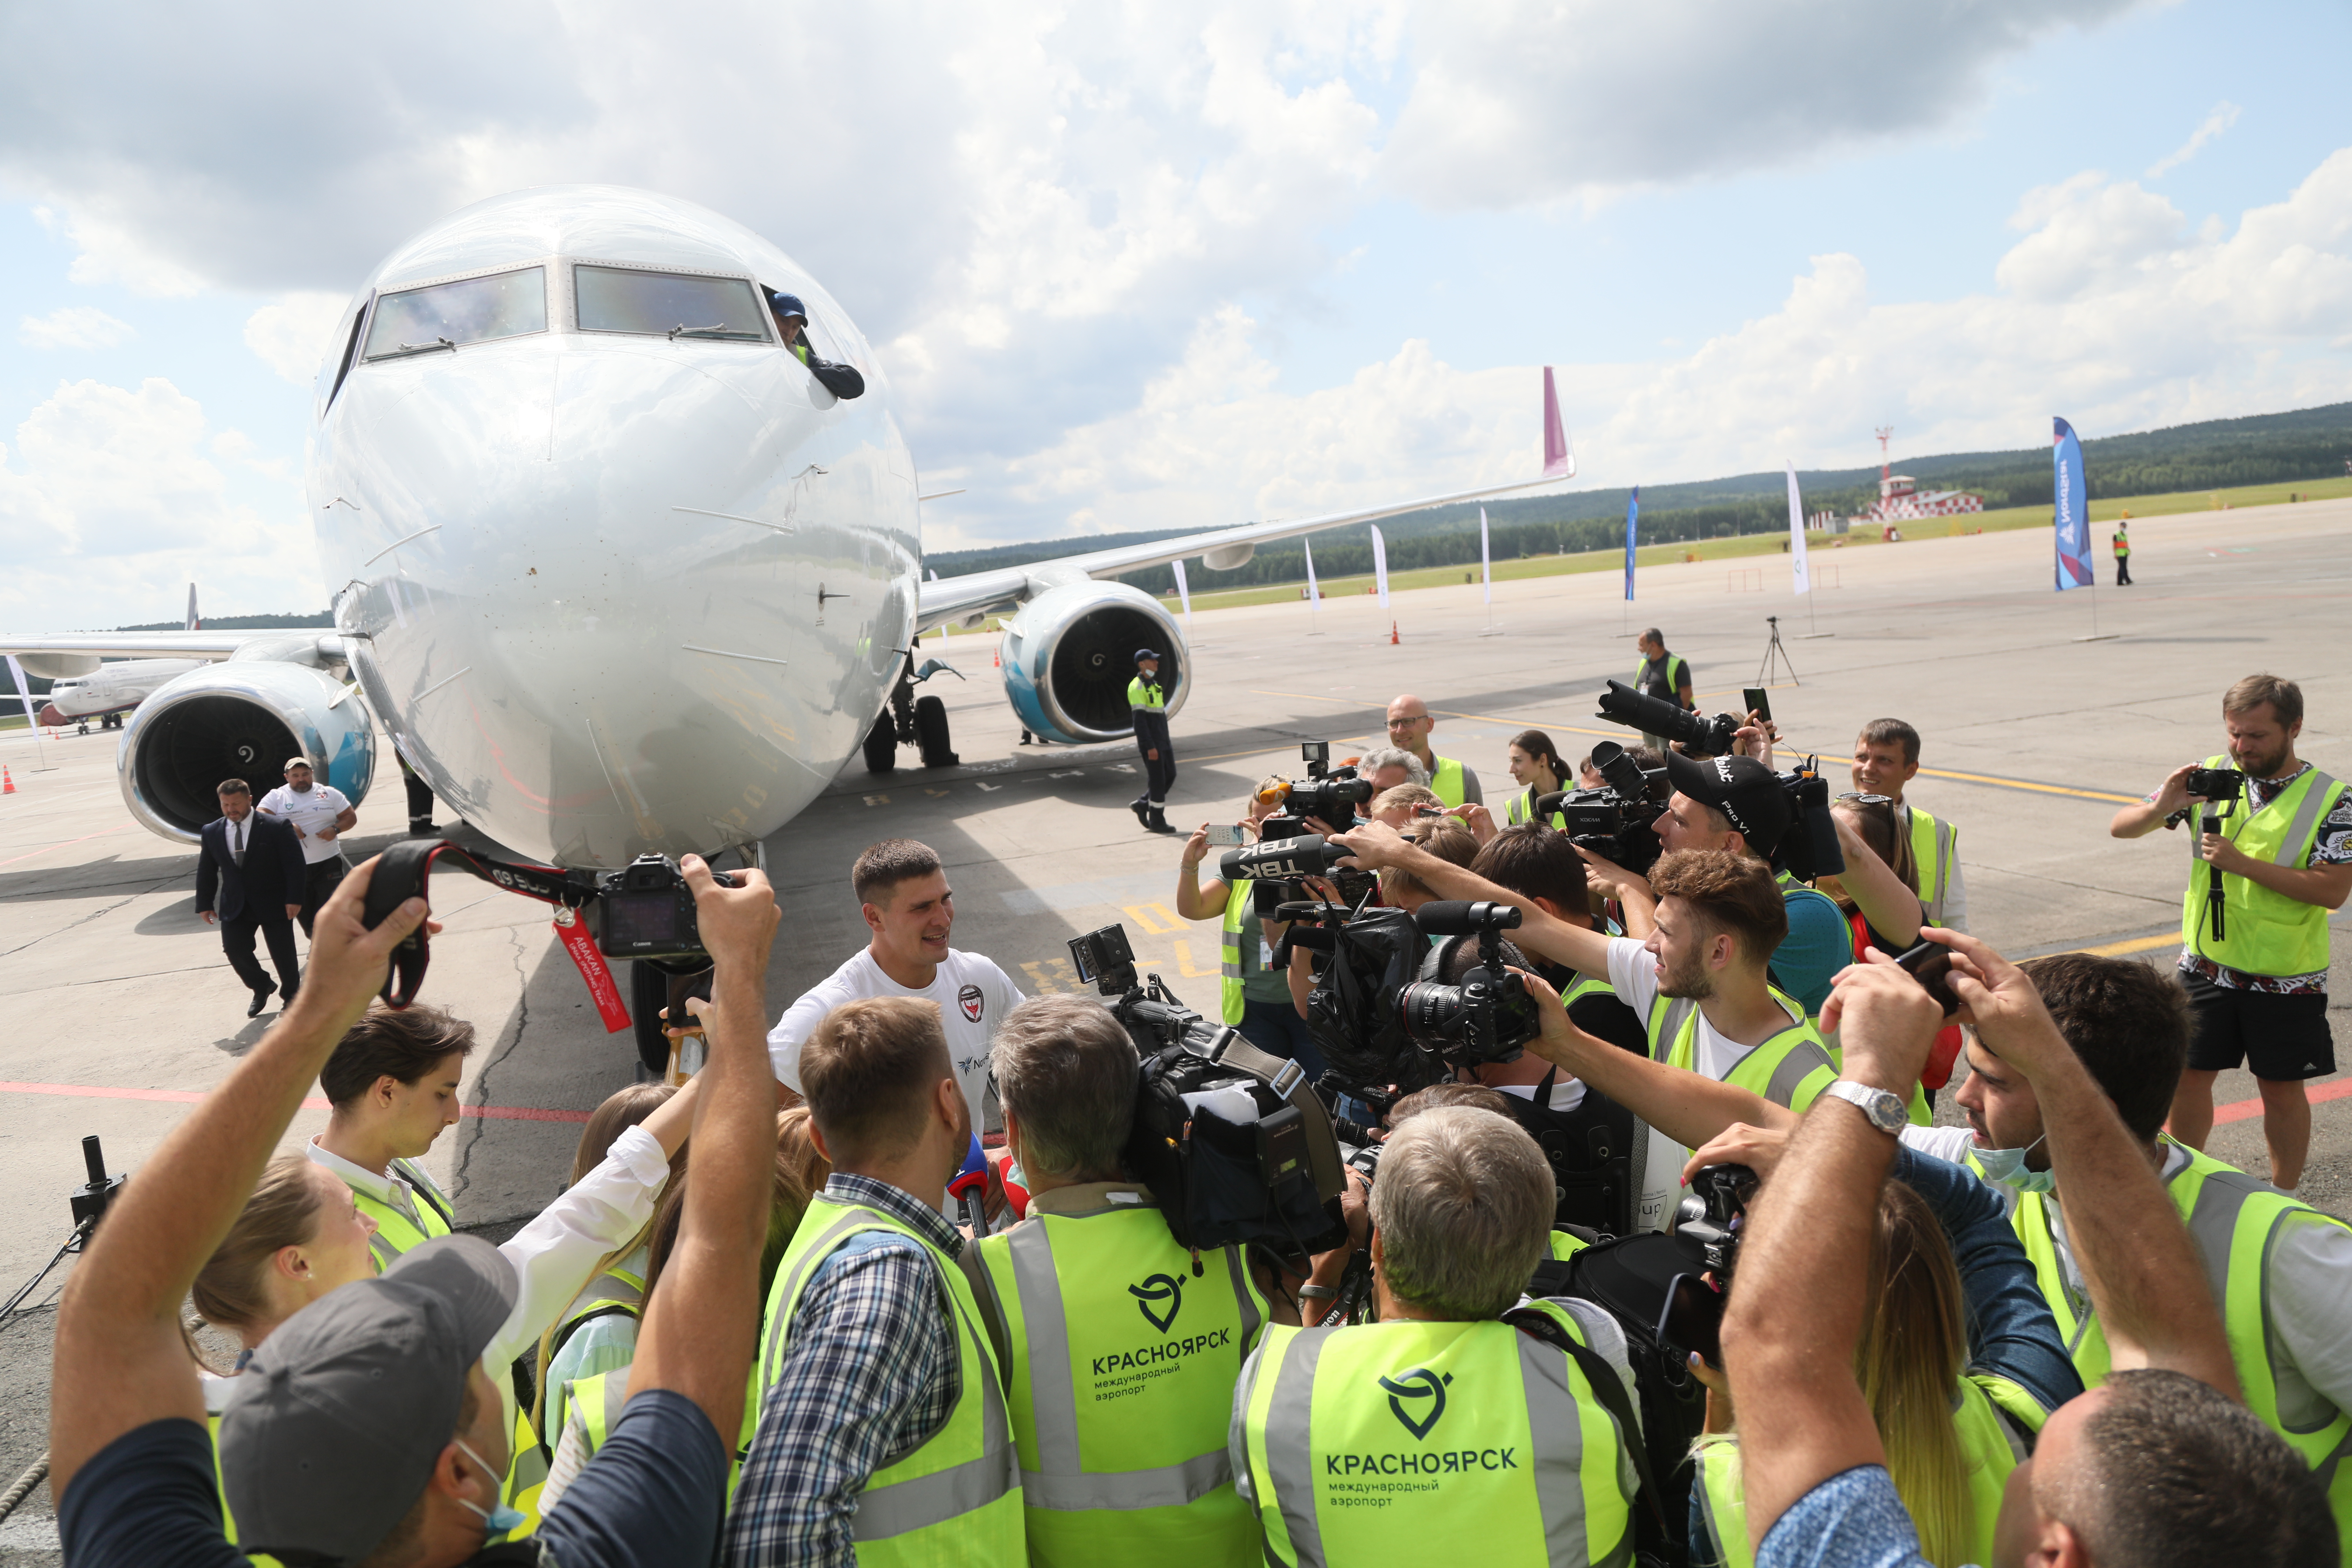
[2053,417,2094,591]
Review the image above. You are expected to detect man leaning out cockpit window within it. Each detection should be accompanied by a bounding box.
[766,290,864,399]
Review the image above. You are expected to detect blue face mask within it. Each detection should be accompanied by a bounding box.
[454,1437,527,1540]
[1974,1133,2056,1195]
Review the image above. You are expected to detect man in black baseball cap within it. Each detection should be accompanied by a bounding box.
[52,851,786,1568]
[1650,748,1846,1017]
[768,290,865,400]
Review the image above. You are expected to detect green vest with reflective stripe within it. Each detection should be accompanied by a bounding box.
[1221,885,1253,1027]
[1238,1302,1634,1567]
[973,1193,1266,1566]
[1506,786,1566,831]
[2012,1142,2352,1542]
[342,1155,453,1268]
[566,1366,626,1467]
[512,1260,648,1529]
[1693,1371,2042,1568]
[1904,805,1958,925]
[756,1195,1025,1566]
[1644,989,1834,1111]
[1428,756,1468,808]
[206,1406,285,1568]
[2179,756,2345,976]
[503,1399,550,1539]
[1129,677,1167,712]
[1633,656,1690,704]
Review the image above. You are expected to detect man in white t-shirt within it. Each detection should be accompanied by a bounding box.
[1335,822,1833,1230]
[767,838,1024,1141]
[258,755,358,937]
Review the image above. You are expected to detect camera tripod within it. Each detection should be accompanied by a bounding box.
[2202,800,2237,943]
[1756,615,1799,686]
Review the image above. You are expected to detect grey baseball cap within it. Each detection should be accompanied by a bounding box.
[219,1234,518,1563]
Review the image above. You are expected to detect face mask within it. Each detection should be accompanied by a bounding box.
[1974,1133,2056,1195]
[453,1437,527,1540]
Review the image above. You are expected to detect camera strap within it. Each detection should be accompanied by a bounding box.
[360,838,598,1010]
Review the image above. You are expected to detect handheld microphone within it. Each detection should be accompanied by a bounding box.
[950,1132,992,1238]
[1413,900,1523,936]
[1219,834,1351,883]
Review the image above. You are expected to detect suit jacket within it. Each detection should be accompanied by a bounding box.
[196,812,304,924]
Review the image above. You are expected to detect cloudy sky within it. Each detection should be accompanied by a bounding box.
[3,0,2348,626]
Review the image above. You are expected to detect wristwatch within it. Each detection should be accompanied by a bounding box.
[1823,1079,1907,1136]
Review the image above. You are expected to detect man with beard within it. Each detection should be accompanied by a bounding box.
[2112,674,2352,1191]
[729,996,1022,1568]
[1333,825,1833,1232]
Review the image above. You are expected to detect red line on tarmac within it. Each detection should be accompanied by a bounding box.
[2211,1077,2352,1127]
[0,1080,591,1122]
[0,828,127,868]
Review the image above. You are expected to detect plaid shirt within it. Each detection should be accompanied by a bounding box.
[723,1173,964,1568]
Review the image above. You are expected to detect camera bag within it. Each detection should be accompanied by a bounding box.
[1125,1026,1346,1262]
[1294,904,1437,1095]
[1491,1066,1639,1239]
[1561,1233,1710,1560]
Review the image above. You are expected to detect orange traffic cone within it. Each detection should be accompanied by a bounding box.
[993,644,1001,668]
[1389,621,1400,645]
[2,766,14,794]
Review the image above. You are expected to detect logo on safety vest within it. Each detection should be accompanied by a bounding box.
[1129,1272,1184,1333]
[1379,1367,1452,1440]
[958,983,985,1022]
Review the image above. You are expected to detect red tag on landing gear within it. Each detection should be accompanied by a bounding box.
[554,910,632,1033]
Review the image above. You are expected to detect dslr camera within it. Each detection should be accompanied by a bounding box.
[1673,1163,1758,1277]
[1595,679,1744,759]
[592,853,744,962]
[1531,739,1665,874]
[1256,740,1377,841]
[2186,766,2246,801]
[1397,901,1541,1068]
[1068,924,1347,1261]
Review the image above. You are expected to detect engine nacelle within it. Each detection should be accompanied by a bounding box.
[1000,582,1189,745]
[119,661,376,842]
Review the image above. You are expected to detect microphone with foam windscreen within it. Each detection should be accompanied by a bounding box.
[1412,900,1523,936]
[950,1131,992,1238]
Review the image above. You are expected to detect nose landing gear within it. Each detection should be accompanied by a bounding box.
[862,649,964,774]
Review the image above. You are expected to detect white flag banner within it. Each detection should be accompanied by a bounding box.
[1786,461,1811,597]
[1370,526,1390,609]
[1302,537,1321,604]
[1479,506,1493,604]
[1170,558,1193,626]
[6,654,36,729]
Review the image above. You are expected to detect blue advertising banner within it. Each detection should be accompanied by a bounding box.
[2052,417,2093,590]
[1624,486,1639,601]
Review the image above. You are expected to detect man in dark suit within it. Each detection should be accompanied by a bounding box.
[196,777,305,1017]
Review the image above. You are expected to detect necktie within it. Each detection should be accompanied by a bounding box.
[233,821,246,866]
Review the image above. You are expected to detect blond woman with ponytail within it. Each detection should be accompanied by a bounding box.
[1687,1169,2080,1568]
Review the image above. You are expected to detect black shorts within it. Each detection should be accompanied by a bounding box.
[2182,971,2336,1082]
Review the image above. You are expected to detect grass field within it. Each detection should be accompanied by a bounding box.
[937,471,2352,630]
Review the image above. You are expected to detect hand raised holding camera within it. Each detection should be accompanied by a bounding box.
[1927,925,2072,1080]
[1683,1121,1793,1186]
[1330,817,1409,869]
[681,853,780,974]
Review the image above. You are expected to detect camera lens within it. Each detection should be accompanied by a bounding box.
[1395,981,1466,1045]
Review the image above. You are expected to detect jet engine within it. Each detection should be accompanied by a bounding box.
[119,661,376,842]
[999,581,1188,745]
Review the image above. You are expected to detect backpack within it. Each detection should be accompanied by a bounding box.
[1492,1066,1639,1239]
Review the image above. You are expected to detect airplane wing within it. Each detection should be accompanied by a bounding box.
[0,630,254,660]
[915,471,1569,634]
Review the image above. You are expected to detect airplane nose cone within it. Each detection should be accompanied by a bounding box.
[37,704,65,727]
[328,340,913,865]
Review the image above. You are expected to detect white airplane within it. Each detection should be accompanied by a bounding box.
[2,186,1572,875]
[33,585,207,731]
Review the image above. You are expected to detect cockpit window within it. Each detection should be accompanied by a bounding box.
[574,265,770,341]
[362,267,548,360]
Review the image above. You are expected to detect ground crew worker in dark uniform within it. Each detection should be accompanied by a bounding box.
[1128,649,1176,834]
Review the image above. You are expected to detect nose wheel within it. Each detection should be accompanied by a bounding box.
[862,651,961,773]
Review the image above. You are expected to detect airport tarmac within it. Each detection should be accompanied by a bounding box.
[2,493,2348,1545]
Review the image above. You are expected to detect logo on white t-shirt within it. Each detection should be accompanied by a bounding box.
[958,983,985,1023]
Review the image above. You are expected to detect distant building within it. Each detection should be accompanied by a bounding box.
[1863,473,1984,523]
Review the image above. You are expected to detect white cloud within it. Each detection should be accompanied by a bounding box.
[941,145,2352,541]
[17,304,134,349]
[244,292,350,385]
[2148,100,2242,180]
[1379,0,2146,210]
[0,379,321,626]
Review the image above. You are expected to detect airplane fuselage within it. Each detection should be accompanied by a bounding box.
[43,658,206,720]
[312,188,918,867]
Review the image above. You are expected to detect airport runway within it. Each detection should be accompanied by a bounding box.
[2,495,2347,1530]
